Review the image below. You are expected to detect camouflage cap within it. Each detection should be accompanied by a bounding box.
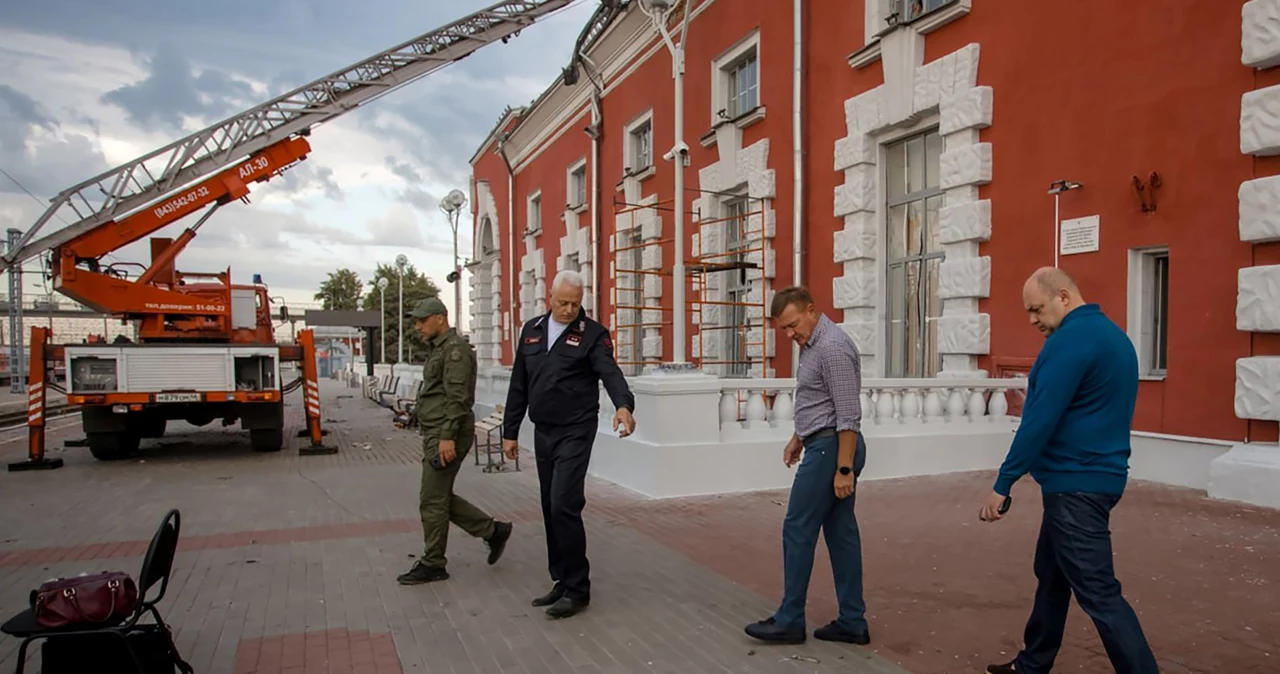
[408,297,448,319]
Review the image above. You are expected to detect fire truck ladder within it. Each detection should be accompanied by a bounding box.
[3,0,578,472]
[0,0,576,273]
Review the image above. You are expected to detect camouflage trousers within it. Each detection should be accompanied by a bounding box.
[419,424,495,568]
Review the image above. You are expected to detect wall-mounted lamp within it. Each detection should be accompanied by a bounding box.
[1132,172,1161,213]
[1047,180,1083,267]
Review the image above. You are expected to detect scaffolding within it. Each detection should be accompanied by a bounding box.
[690,192,770,378]
[610,198,672,375]
[607,191,771,378]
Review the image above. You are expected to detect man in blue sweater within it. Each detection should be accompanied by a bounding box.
[981,267,1158,674]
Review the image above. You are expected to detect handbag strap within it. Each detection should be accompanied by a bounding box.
[63,579,121,623]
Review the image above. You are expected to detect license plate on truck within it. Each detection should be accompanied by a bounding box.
[154,392,201,403]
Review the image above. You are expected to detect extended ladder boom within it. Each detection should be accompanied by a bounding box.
[0,0,575,272]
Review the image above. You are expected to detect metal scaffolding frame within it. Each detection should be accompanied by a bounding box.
[606,190,771,378]
[609,198,672,374]
[689,191,769,378]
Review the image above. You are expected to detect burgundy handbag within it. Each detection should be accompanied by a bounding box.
[31,571,139,629]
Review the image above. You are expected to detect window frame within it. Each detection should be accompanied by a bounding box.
[711,31,761,124]
[526,190,542,235]
[1127,246,1170,379]
[882,127,946,379]
[566,159,587,209]
[624,110,654,175]
[721,196,751,378]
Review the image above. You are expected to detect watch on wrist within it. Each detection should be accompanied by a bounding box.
[838,466,852,476]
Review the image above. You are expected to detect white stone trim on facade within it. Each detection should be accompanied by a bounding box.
[468,181,504,367]
[1207,0,1280,511]
[557,203,594,315]
[851,0,973,69]
[518,189,546,324]
[833,27,992,378]
[690,122,777,378]
[709,29,760,124]
[610,173,663,367]
[1235,0,1280,424]
[623,109,655,176]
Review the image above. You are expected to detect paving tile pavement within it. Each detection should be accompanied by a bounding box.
[0,381,905,674]
[1,380,1277,673]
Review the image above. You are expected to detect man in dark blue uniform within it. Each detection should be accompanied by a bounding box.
[502,269,636,619]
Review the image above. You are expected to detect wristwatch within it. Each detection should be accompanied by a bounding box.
[838,466,852,476]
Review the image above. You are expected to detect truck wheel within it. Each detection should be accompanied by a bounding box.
[250,427,284,452]
[87,432,141,461]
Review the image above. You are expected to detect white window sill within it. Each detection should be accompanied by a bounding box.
[847,0,972,70]
[565,203,588,215]
[1139,373,1167,382]
[699,106,768,148]
[615,165,656,192]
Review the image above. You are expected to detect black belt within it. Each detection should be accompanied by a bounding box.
[803,427,836,444]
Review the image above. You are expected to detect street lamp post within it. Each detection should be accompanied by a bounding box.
[639,0,692,366]
[395,254,408,363]
[376,276,389,364]
[439,189,468,327]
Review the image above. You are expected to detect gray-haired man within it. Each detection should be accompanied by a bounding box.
[502,270,636,619]
[745,286,870,646]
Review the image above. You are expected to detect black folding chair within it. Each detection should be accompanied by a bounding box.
[1,509,192,674]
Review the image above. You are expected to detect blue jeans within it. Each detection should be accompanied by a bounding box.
[773,432,867,632]
[1016,492,1158,674]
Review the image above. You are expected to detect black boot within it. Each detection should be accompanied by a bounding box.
[813,620,870,645]
[744,617,806,644]
[396,560,448,585]
[531,586,565,607]
[545,595,589,619]
[486,521,512,565]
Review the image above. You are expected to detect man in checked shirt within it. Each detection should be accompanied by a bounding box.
[744,286,870,646]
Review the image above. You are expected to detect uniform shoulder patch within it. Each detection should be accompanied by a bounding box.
[603,334,613,350]
[449,348,462,362]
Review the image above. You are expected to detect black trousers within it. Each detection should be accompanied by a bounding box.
[534,419,596,600]
[1016,492,1158,674]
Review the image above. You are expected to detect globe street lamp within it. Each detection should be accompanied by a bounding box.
[638,0,691,365]
[395,253,408,363]
[376,276,389,364]
[439,189,468,327]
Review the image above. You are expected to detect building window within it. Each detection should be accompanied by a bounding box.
[620,227,645,375]
[1128,247,1169,377]
[527,192,542,235]
[723,197,750,378]
[887,0,958,24]
[725,51,759,119]
[884,128,944,378]
[631,121,652,172]
[568,162,586,208]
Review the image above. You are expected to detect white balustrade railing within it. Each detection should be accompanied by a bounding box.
[717,377,1027,431]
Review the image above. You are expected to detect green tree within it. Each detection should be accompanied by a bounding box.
[361,261,442,364]
[314,268,363,310]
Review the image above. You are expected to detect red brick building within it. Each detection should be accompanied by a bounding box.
[467,0,1280,465]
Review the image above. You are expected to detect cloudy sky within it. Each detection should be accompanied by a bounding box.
[0,0,596,330]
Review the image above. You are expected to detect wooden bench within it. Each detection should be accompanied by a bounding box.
[474,405,517,473]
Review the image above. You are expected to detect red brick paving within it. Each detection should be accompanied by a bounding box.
[0,510,543,568]
[233,628,403,674]
[3,381,1277,673]
[606,472,1280,674]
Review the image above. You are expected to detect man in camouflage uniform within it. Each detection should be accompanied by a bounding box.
[397,297,513,585]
